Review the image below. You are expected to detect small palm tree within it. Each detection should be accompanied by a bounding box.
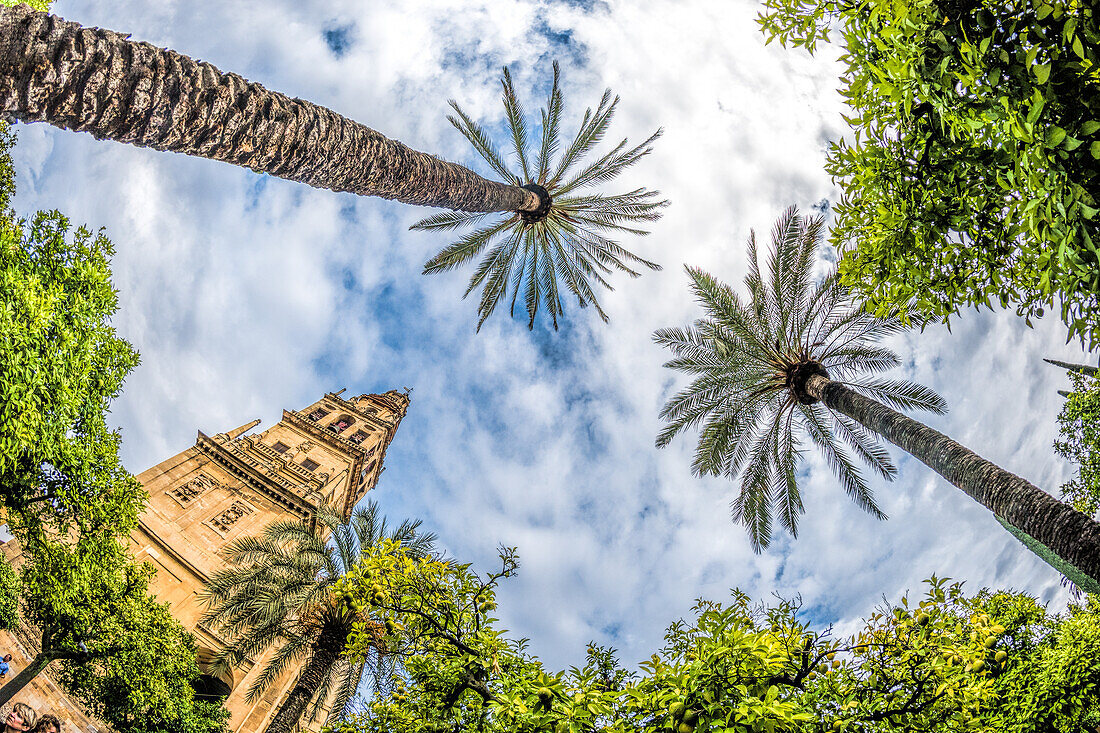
[200,500,436,733]
[416,62,666,330]
[0,6,665,329]
[656,208,1100,588]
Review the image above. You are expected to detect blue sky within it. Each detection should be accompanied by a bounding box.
[9,0,1098,674]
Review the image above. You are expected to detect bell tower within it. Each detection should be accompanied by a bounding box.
[129,389,409,732]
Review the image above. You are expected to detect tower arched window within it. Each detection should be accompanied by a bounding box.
[348,430,368,445]
[327,414,355,434]
[308,407,330,422]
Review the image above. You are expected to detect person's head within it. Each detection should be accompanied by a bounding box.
[2,655,11,662]
[5,703,37,733]
[31,715,59,733]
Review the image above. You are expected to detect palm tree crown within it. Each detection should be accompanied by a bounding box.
[655,208,946,551]
[416,62,668,330]
[200,500,436,729]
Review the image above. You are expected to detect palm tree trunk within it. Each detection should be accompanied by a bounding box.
[0,5,540,213]
[0,652,52,708]
[805,373,1100,590]
[1044,358,1098,377]
[262,642,341,733]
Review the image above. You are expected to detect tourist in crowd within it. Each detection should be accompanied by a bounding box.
[0,703,38,733]
[31,714,59,733]
[0,655,12,679]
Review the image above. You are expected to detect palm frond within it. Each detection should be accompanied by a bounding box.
[773,411,804,537]
[547,88,616,190]
[501,67,532,182]
[657,208,939,549]
[799,403,886,520]
[410,208,494,233]
[535,62,563,185]
[554,129,663,197]
[199,502,434,716]
[422,63,664,329]
[842,378,948,414]
[422,217,512,274]
[445,102,520,185]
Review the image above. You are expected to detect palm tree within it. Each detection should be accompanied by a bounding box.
[200,500,436,733]
[655,207,1100,589]
[0,5,665,328]
[416,62,666,330]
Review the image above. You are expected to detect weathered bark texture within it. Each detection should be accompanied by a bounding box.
[0,5,540,213]
[262,640,341,733]
[1044,358,1099,377]
[805,373,1100,588]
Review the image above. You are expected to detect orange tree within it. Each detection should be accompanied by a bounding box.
[323,541,1051,733]
[758,0,1100,347]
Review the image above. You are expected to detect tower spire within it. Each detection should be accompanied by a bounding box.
[226,418,261,440]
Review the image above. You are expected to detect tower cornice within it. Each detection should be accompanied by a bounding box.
[196,431,319,526]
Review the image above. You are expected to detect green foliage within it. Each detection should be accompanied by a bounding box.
[0,179,143,539]
[1054,371,1100,517]
[0,1,50,12]
[759,0,1100,347]
[200,501,435,727]
[0,121,223,732]
[16,534,226,733]
[654,208,944,550]
[332,546,1041,733]
[977,590,1100,732]
[0,555,19,631]
[417,61,667,331]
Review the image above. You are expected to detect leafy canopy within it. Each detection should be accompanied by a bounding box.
[417,62,667,331]
[0,133,143,539]
[1054,371,1100,517]
[200,501,436,726]
[12,533,228,733]
[327,541,1088,733]
[759,0,1100,347]
[654,208,944,551]
[0,121,225,732]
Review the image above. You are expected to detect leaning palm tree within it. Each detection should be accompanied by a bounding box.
[655,207,1100,590]
[200,500,436,733]
[0,5,665,328]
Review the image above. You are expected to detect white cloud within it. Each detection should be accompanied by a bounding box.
[11,0,1094,676]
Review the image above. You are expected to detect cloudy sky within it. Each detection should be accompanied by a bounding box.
[9,0,1098,674]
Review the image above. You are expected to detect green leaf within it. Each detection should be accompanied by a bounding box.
[1034,63,1051,84]
[1047,126,1067,147]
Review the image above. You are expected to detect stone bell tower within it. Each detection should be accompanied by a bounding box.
[128,388,409,732]
[0,389,409,731]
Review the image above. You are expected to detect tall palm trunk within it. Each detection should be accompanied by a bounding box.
[1044,358,1098,377]
[804,373,1100,591]
[0,5,540,213]
[263,639,342,733]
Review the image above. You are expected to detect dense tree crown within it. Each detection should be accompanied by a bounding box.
[759,0,1100,347]
[2,536,228,733]
[0,124,143,540]
[199,502,436,733]
[1055,371,1100,518]
[0,122,227,731]
[323,542,1100,733]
